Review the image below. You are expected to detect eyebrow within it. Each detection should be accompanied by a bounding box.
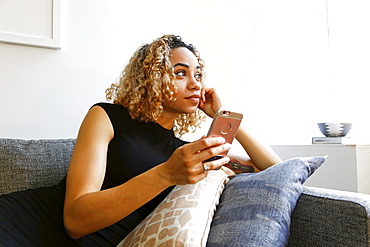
[173,63,201,69]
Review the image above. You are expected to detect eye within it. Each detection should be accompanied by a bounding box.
[195,73,202,81]
[175,70,186,77]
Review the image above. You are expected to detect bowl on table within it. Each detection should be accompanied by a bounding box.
[317,123,352,137]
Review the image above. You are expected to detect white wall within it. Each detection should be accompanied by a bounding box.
[1,0,370,145]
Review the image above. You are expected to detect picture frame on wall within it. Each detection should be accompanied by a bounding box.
[0,0,61,49]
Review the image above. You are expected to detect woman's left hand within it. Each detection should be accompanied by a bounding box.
[198,87,222,118]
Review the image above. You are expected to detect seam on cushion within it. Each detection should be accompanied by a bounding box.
[201,172,227,246]
[302,186,370,215]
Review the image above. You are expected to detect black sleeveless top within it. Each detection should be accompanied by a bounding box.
[0,103,187,247]
[98,103,187,219]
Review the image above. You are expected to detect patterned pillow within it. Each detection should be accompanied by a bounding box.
[117,167,234,247]
[206,156,326,247]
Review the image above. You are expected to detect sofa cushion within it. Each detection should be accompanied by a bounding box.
[0,139,75,195]
[117,167,234,247]
[206,156,326,247]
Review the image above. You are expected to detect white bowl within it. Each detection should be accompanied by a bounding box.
[317,123,352,137]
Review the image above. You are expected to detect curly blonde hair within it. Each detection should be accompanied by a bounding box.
[106,34,206,137]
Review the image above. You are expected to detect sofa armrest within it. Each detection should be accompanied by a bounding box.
[288,186,370,246]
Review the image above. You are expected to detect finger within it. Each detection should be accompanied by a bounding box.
[199,142,232,163]
[186,137,226,155]
[204,88,215,100]
[202,163,211,173]
[197,88,206,110]
[201,87,207,102]
[203,156,230,172]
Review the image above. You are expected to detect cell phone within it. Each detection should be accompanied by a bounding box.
[204,108,243,161]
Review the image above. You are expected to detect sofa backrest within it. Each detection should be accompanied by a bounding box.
[0,138,76,195]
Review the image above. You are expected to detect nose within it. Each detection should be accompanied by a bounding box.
[188,76,201,91]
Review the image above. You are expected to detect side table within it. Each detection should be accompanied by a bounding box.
[270,144,370,194]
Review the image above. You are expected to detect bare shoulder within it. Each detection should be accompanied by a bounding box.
[64,105,114,203]
[78,105,114,141]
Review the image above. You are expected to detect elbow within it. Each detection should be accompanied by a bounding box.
[66,229,83,240]
[64,214,87,240]
[64,223,82,240]
[65,223,85,240]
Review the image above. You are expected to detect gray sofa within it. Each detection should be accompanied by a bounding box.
[0,138,369,246]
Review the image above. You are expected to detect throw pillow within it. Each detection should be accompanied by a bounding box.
[206,156,326,247]
[117,167,234,247]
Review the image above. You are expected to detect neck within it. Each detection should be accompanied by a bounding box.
[157,111,178,130]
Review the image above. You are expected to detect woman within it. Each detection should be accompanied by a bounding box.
[0,35,281,246]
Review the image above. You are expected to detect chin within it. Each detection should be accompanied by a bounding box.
[183,107,198,115]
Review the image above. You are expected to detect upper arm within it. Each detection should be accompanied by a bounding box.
[64,105,114,208]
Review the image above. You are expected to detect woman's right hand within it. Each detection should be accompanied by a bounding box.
[159,137,231,185]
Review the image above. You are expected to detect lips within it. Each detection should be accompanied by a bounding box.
[185,94,200,100]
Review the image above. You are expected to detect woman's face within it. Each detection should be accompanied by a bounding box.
[163,47,202,115]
